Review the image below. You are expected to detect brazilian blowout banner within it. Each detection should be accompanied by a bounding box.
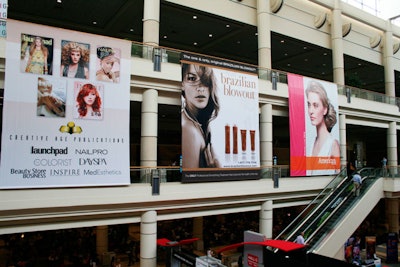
[181,53,260,182]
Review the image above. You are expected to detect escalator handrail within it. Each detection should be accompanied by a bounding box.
[306,171,380,251]
[275,168,348,241]
[296,177,354,242]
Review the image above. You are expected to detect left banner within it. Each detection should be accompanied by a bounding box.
[0,20,131,188]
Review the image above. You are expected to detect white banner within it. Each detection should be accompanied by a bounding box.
[0,20,131,188]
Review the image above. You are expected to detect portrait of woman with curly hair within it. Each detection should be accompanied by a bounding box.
[60,41,90,79]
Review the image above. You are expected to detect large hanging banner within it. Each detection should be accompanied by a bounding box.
[180,53,260,182]
[0,20,131,188]
[288,74,340,176]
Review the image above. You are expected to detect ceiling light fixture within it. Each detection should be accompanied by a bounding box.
[193,15,197,19]
[226,24,230,28]
[92,21,97,25]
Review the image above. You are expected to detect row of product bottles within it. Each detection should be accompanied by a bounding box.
[225,124,256,154]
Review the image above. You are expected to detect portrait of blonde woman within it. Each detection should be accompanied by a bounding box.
[305,80,340,158]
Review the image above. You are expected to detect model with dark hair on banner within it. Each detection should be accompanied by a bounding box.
[181,63,220,168]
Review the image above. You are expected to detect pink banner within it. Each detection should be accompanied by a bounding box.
[288,74,340,176]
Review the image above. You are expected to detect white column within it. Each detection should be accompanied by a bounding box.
[140,210,157,267]
[142,0,160,58]
[143,0,160,46]
[383,21,395,97]
[96,225,108,258]
[387,121,398,168]
[259,200,273,239]
[257,0,272,69]
[193,217,204,251]
[386,198,399,235]
[260,103,273,166]
[141,89,158,169]
[331,0,345,86]
[339,114,347,169]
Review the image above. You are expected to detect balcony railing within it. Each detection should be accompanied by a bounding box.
[131,42,399,106]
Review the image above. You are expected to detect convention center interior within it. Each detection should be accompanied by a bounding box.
[0,0,400,267]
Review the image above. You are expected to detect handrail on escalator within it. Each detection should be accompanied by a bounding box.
[305,168,381,251]
[275,167,348,241]
[300,177,354,244]
[304,179,356,250]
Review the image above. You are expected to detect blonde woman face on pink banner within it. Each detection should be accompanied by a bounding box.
[307,91,327,128]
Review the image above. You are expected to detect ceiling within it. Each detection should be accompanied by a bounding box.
[7,0,399,94]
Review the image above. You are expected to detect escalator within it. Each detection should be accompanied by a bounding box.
[276,168,383,258]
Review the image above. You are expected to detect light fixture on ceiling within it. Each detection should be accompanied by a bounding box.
[314,13,327,29]
[193,15,197,20]
[369,34,382,48]
[342,23,352,37]
[393,43,400,54]
[270,0,284,13]
[92,21,97,25]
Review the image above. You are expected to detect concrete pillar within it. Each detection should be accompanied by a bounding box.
[257,0,272,69]
[260,103,273,166]
[387,121,398,170]
[386,198,399,235]
[331,0,345,86]
[339,114,347,169]
[142,0,160,58]
[383,21,396,97]
[193,217,204,251]
[260,200,273,238]
[96,225,108,262]
[140,210,158,267]
[141,89,158,169]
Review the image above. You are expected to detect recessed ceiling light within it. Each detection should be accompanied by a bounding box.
[209,34,213,37]
[163,35,167,39]
[280,40,285,43]
[92,21,97,25]
[323,52,327,56]
[287,63,291,66]
[194,42,198,46]
[226,24,230,28]
[193,15,197,19]
[303,46,307,49]
[57,0,62,3]
[129,28,134,32]
[255,32,258,36]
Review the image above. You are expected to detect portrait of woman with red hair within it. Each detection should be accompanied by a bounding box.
[75,83,103,120]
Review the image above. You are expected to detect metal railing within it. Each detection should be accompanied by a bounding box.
[130,42,399,106]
